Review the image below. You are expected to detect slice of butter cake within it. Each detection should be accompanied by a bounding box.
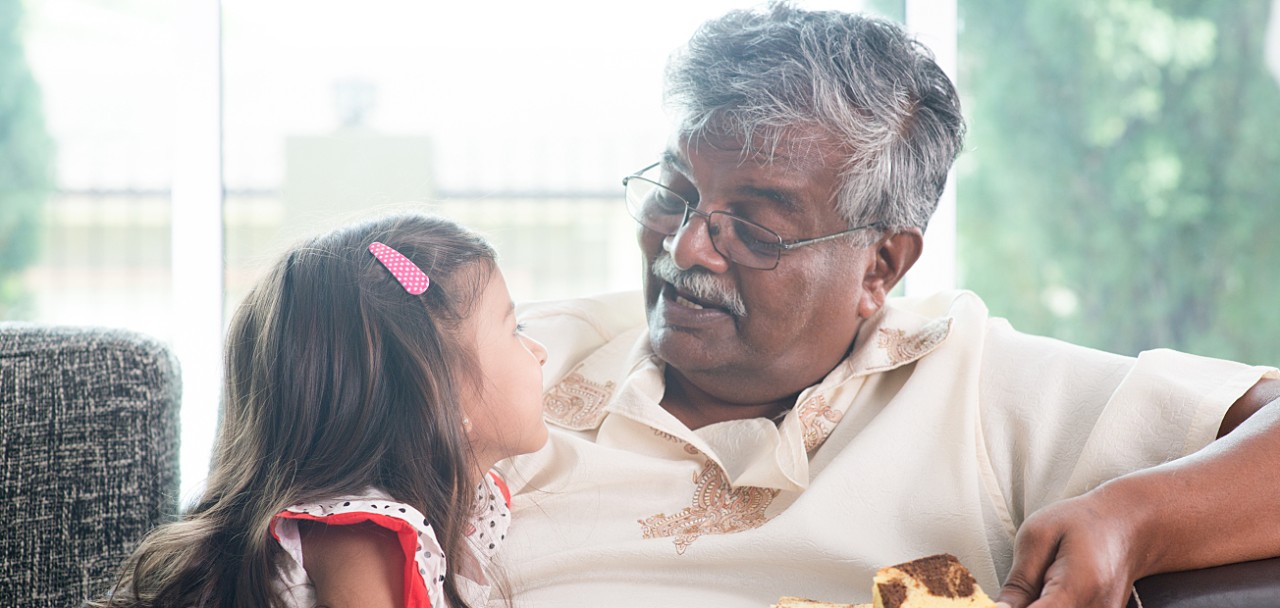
[871,554,997,608]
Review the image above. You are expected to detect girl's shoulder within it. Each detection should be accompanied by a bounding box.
[271,490,447,608]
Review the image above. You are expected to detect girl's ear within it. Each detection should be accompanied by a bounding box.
[856,228,923,318]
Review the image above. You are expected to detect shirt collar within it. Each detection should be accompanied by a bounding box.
[540,297,954,489]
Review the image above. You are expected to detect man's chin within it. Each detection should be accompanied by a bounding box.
[648,316,736,371]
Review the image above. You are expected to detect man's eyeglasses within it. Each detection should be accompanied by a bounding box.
[622,162,879,271]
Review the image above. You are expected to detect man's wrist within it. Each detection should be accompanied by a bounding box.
[1088,472,1171,580]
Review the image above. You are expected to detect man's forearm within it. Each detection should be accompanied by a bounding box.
[1106,390,1280,577]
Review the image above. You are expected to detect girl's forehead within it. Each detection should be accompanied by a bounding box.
[478,269,513,315]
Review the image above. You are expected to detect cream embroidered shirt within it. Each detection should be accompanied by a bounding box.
[495,290,1276,607]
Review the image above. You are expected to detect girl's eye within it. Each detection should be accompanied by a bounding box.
[515,322,527,335]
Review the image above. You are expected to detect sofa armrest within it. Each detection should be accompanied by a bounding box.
[0,323,182,607]
[1130,557,1280,608]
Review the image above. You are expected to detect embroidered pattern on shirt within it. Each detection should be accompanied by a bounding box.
[651,429,703,455]
[638,460,780,554]
[876,317,952,368]
[543,367,616,430]
[796,393,844,452]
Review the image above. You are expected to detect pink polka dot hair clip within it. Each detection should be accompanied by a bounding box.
[368,241,430,295]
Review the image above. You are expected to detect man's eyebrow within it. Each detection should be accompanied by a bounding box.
[737,184,804,213]
[663,148,804,213]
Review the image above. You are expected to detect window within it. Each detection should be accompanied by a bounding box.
[955,1,1280,365]
[12,0,892,502]
[25,1,1269,503]
[8,0,176,337]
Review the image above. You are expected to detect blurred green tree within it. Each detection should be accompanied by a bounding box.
[0,0,54,319]
[956,0,1280,364]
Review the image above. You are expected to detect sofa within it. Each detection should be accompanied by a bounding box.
[0,323,181,608]
[1132,557,1280,607]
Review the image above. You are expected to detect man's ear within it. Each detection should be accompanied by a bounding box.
[856,228,923,318]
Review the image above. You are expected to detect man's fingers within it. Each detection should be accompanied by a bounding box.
[995,525,1060,608]
[995,571,1042,608]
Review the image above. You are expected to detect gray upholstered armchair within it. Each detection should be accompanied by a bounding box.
[0,323,181,608]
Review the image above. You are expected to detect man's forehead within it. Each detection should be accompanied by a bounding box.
[667,126,841,174]
[663,129,844,216]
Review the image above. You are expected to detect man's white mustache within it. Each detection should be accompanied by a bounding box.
[651,254,747,317]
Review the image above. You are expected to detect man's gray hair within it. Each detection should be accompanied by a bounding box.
[665,2,966,234]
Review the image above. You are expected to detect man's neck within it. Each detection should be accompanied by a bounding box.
[659,367,798,430]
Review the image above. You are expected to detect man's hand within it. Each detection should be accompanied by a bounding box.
[995,490,1142,608]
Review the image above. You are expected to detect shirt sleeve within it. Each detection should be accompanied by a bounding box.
[271,497,446,608]
[977,318,1278,528]
[1059,348,1280,497]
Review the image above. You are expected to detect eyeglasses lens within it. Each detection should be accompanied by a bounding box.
[624,171,782,270]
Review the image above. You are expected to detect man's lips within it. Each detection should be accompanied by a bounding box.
[672,285,724,311]
[662,283,735,317]
[648,252,747,317]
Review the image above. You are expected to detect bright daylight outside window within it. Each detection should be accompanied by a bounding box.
[5,0,175,335]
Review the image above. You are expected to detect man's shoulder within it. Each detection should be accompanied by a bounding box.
[517,290,647,386]
[517,290,645,333]
[884,288,988,319]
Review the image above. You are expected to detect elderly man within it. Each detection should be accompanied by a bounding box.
[496,4,1280,607]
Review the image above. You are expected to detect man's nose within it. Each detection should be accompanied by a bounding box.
[664,209,730,273]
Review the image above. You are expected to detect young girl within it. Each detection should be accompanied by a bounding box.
[92,213,549,608]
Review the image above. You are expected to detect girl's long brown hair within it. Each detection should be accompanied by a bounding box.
[91,213,498,607]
